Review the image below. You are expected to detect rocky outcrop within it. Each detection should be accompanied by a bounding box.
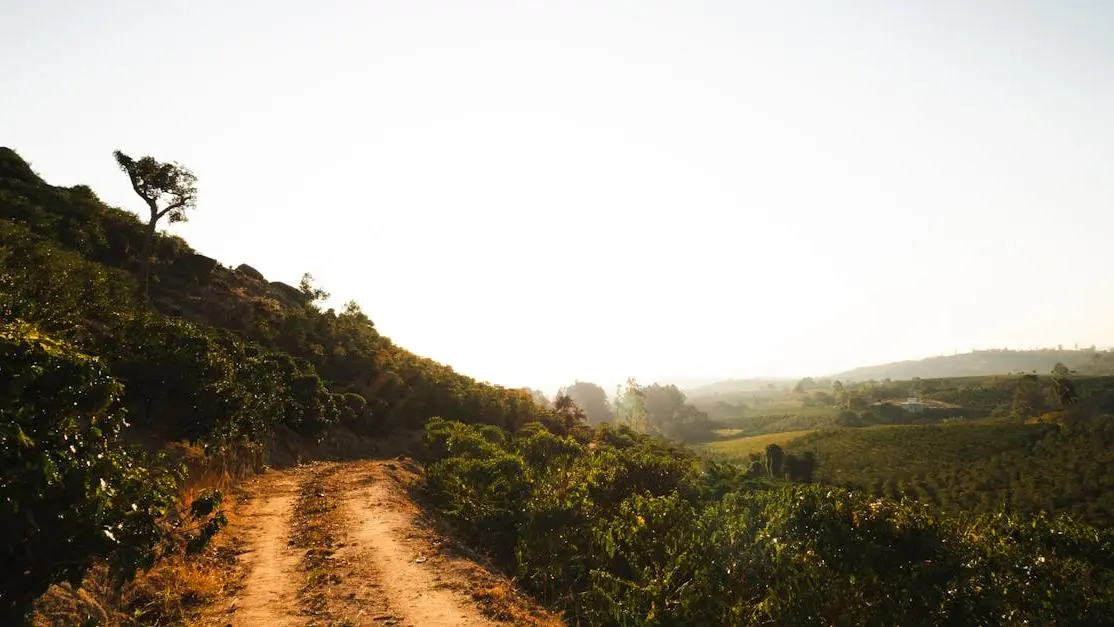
[269,281,309,308]
[171,252,218,284]
[236,263,265,281]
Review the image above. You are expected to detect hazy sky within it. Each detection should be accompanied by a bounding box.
[3,1,1112,392]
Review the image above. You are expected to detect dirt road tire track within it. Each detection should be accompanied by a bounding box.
[212,460,560,626]
[341,463,498,626]
[229,470,304,626]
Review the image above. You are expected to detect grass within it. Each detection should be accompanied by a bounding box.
[30,441,261,626]
[698,429,817,462]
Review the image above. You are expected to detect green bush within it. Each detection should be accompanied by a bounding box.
[0,323,181,622]
[422,419,1114,625]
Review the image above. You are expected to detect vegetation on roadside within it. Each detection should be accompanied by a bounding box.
[422,417,1114,625]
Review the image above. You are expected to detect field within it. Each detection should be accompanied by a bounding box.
[684,368,1114,528]
[783,420,1114,527]
[699,429,816,461]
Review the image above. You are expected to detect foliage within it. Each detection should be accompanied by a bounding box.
[0,323,183,622]
[112,151,198,226]
[423,419,1114,625]
[113,150,198,300]
[298,272,331,306]
[786,420,1114,527]
[559,381,614,426]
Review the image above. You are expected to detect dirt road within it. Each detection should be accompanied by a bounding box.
[208,459,559,627]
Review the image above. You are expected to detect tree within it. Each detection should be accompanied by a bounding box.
[559,381,613,426]
[299,273,331,307]
[1011,374,1047,420]
[552,393,585,432]
[766,443,786,477]
[1050,364,1079,410]
[794,377,816,394]
[613,378,649,432]
[113,150,197,301]
[641,383,687,430]
[525,388,552,409]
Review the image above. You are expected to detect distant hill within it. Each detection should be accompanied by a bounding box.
[687,349,1114,397]
[830,348,1112,381]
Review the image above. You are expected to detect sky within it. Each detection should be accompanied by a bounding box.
[2,1,1113,393]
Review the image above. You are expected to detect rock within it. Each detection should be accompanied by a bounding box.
[171,252,218,284]
[269,281,309,308]
[236,263,265,280]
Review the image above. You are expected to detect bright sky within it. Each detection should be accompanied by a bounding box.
[3,1,1113,392]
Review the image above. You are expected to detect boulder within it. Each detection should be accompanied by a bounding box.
[236,263,265,281]
[269,281,309,308]
[171,252,218,284]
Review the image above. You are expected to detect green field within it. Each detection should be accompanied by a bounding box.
[783,420,1114,527]
[699,429,816,461]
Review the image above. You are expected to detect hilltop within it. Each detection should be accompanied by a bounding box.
[687,349,1114,398]
[830,348,1114,381]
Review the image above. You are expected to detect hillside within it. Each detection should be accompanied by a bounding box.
[0,146,565,623]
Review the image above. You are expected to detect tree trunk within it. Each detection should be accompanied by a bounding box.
[139,215,157,303]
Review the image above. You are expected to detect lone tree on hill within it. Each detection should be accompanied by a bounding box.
[113,150,198,301]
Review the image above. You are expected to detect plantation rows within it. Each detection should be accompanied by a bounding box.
[786,421,1114,527]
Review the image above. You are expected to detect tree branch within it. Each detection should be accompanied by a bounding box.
[156,199,187,219]
[123,171,158,214]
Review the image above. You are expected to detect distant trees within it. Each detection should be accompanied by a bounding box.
[552,394,587,433]
[766,443,785,477]
[113,150,197,300]
[613,378,648,432]
[1050,363,1079,410]
[524,388,551,409]
[1011,374,1048,420]
[559,381,614,426]
[640,383,716,441]
[794,377,817,393]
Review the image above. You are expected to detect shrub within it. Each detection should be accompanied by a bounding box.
[0,323,181,622]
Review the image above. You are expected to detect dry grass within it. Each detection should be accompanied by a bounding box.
[470,581,565,626]
[30,441,261,626]
[32,513,244,626]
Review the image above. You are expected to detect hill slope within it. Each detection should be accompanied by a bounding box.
[831,348,1112,381]
[0,146,565,622]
